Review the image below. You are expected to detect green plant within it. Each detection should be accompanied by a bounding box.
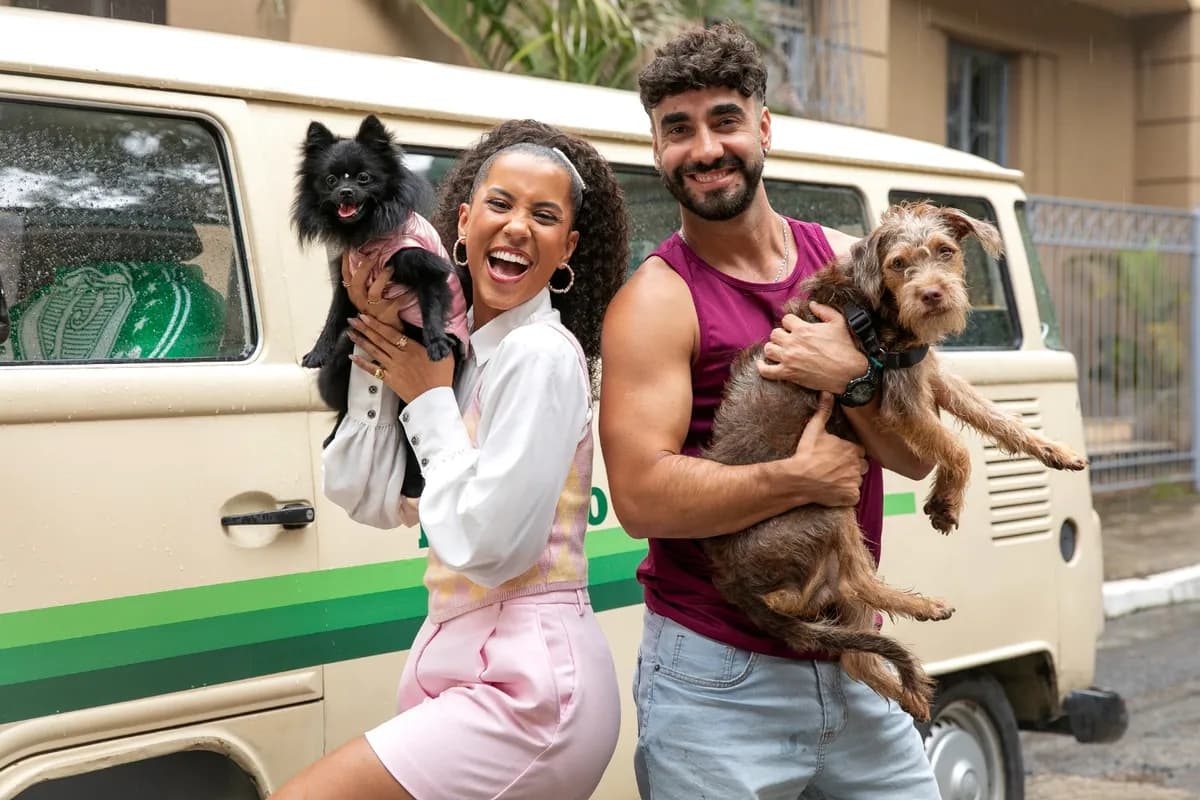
[383,0,770,89]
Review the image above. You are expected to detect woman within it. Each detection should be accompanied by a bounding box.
[273,120,629,800]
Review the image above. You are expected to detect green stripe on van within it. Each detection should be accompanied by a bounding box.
[0,547,646,723]
[0,495,915,723]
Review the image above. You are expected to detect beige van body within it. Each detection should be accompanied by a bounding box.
[0,8,1117,799]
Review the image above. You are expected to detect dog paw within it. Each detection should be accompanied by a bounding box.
[1040,444,1088,471]
[923,499,959,534]
[301,351,324,369]
[915,598,955,622]
[426,337,454,362]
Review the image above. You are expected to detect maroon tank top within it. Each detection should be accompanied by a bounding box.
[636,217,885,659]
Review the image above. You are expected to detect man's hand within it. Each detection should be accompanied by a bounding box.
[758,302,868,395]
[786,392,868,507]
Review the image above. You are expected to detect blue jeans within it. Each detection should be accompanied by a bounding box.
[633,610,942,800]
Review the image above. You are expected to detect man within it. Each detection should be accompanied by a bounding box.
[599,21,943,800]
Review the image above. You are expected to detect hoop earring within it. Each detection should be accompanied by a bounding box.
[453,236,469,267]
[549,263,575,295]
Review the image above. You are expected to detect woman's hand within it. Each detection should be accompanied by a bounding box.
[342,255,407,323]
[757,301,868,395]
[347,313,454,404]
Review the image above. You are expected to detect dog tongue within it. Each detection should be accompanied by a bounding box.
[338,203,358,218]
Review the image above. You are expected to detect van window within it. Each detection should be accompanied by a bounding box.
[618,170,869,274]
[0,100,252,363]
[404,153,869,281]
[1015,200,1064,350]
[889,191,1019,349]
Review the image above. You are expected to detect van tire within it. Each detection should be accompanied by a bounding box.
[918,672,1024,800]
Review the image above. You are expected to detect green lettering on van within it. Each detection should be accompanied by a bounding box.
[589,487,608,526]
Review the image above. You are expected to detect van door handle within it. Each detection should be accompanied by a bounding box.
[221,503,314,529]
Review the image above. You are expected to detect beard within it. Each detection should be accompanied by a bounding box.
[661,151,765,221]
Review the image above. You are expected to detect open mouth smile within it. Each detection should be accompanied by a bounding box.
[336,202,364,221]
[486,248,532,284]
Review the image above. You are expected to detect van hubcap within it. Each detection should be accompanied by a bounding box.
[925,700,1005,800]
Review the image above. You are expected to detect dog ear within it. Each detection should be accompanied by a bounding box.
[845,228,886,307]
[940,207,1003,259]
[304,121,336,155]
[356,114,394,152]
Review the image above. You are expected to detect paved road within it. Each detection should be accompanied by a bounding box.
[1022,601,1200,799]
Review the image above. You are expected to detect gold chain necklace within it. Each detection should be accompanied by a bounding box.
[679,216,790,282]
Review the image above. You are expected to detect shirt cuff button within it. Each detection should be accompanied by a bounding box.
[368,385,378,394]
[366,409,376,419]
[410,434,420,445]
[420,457,429,467]
[401,412,410,424]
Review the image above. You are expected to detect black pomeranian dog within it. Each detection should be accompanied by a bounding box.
[293,114,468,496]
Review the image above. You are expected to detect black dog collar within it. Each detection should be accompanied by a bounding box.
[842,303,928,370]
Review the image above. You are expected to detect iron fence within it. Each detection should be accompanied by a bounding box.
[1027,195,1196,493]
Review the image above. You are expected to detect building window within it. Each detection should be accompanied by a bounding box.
[761,0,865,127]
[946,41,1009,165]
[11,0,165,24]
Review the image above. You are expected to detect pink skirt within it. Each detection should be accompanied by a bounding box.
[364,590,620,800]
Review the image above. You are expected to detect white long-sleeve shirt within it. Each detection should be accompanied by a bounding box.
[321,289,591,588]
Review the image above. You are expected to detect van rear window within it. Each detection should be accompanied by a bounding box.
[0,100,252,363]
[889,191,1020,350]
[616,170,868,277]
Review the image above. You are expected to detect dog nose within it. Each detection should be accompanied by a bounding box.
[921,288,943,307]
[338,188,355,202]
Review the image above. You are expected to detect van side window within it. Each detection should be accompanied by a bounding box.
[616,170,869,275]
[889,191,1019,349]
[0,100,252,363]
[1015,200,1065,350]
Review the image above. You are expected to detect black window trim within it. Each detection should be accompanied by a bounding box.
[887,189,1023,351]
[0,93,259,366]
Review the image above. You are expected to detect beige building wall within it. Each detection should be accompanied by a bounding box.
[1136,11,1200,207]
[166,0,468,65]
[884,0,1138,205]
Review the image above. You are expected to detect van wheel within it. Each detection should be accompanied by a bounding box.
[919,673,1024,800]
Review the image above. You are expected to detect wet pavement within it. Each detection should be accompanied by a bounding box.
[1023,601,1200,799]
[1095,489,1200,581]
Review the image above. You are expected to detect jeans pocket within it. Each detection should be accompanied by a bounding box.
[655,617,757,689]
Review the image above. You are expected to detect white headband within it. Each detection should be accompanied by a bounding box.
[551,146,587,192]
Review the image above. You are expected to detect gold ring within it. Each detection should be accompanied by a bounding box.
[367,297,382,306]
[341,281,351,288]
[394,335,409,349]
[373,366,384,380]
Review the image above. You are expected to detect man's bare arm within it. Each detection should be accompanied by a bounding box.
[599,258,866,541]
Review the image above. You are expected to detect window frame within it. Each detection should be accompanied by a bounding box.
[0,95,258,366]
[888,189,1022,351]
[946,40,1010,166]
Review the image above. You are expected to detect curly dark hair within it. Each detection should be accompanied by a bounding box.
[431,119,629,385]
[637,21,767,112]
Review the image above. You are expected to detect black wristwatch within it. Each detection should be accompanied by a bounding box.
[838,355,883,407]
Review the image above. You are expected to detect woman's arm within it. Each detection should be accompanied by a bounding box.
[401,326,589,588]
[321,349,414,528]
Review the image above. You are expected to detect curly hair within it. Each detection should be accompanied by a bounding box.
[431,119,630,386]
[637,21,767,112]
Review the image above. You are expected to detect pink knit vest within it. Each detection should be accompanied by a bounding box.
[423,323,592,622]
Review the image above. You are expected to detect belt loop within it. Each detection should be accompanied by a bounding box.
[575,588,586,616]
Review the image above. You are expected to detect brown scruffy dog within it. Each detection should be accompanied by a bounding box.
[701,202,1088,721]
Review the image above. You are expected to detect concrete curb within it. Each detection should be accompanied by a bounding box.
[1102,563,1200,618]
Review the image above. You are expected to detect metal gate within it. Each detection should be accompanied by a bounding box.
[1027,196,1196,493]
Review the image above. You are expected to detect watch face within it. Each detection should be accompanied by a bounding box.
[847,380,875,405]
